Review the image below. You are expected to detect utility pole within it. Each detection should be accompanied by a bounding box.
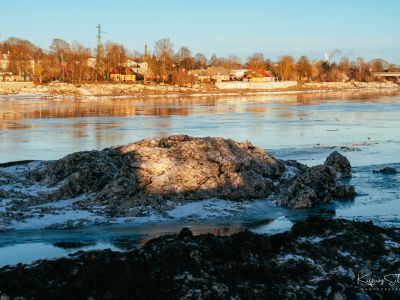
[95,24,104,81]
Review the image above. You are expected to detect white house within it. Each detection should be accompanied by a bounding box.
[0,52,10,71]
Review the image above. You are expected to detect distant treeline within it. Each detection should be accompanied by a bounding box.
[0,37,398,84]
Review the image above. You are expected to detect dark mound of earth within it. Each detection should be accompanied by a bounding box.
[1,217,399,300]
[26,135,354,215]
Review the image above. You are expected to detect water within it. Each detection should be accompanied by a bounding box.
[0,89,399,266]
[1,90,399,164]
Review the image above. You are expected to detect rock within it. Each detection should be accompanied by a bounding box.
[279,152,355,208]
[373,167,397,174]
[319,208,336,216]
[331,184,356,199]
[28,135,285,216]
[0,217,399,299]
[324,151,352,178]
[111,238,137,250]
[279,165,337,208]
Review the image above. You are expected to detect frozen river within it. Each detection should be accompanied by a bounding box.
[0,89,399,266]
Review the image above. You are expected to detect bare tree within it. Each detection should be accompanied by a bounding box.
[104,42,127,79]
[2,37,37,79]
[175,46,191,63]
[209,54,219,67]
[276,56,297,80]
[195,53,208,69]
[154,38,174,82]
[246,52,267,70]
[175,46,195,69]
[50,38,70,81]
[296,55,312,81]
[66,41,90,83]
[226,55,242,69]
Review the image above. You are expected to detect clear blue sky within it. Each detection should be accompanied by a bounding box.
[1,0,399,63]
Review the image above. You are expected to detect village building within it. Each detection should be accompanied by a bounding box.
[190,67,277,83]
[190,67,230,82]
[102,60,149,82]
[87,57,97,69]
[230,69,247,80]
[0,72,24,82]
[124,60,148,76]
[109,67,136,82]
[0,53,10,71]
[0,52,35,81]
[244,70,277,82]
[188,69,210,82]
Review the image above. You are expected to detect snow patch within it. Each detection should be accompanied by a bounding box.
[297,232,343,244]
[0,182,59,198]
[277,254,315,265]
[10,209,105,230]
[33,194,90,209]
[250,216,293,234]
[167,199,250,219]
[0,161,44,174]
[385,240,400,249]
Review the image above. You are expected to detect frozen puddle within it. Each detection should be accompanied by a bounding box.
[167,199,252,219]
[0,242,120,267]
[6,198,274,230]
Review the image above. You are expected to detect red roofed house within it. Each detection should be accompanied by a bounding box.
[245,70,277,82]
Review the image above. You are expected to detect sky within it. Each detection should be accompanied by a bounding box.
[1,0,399,63]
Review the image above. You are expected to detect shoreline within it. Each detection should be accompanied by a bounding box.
[0,81,399,98]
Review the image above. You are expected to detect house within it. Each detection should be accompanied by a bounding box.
[109,67,136,82]
[190,67,230,82]
[124,60,148,77]
[0,52,35,80]
[230,69,247,80]
[87,57,96,69]
[0,72,24,82]
[0,53,10,71]
[189,69,211,82]
[244,70,277,82]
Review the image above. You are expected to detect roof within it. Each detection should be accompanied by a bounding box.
[245,70,273,78]
[191,67,230,76]
[110,67,136,75]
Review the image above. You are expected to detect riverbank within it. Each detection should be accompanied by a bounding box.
[0,81,398,97]
[1,216,399,299]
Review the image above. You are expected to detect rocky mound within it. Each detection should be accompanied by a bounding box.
[324,151,352,178]
[1,136,355,227]
[28,135,285,216]
[278,151,355,208]
[0,217,399,299]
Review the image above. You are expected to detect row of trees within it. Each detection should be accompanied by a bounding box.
[0,37,398,84]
